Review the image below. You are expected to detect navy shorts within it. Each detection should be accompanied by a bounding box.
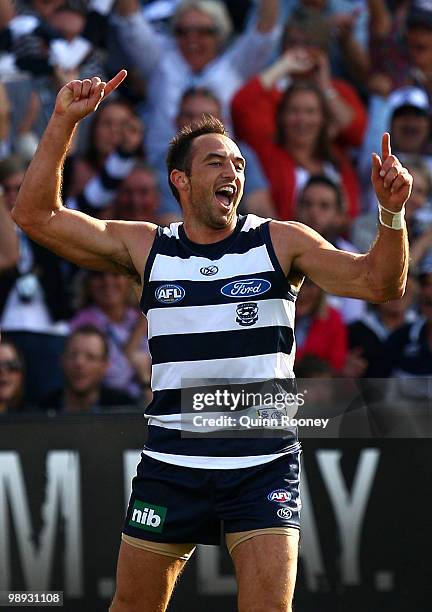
[123,451,301,545]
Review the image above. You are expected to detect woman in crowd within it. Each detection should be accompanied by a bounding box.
[69,270,151,401]
[66,99,144,199]
[0,340,26,414]
[232,47,364,221]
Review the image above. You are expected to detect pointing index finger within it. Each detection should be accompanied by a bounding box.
[382,132,391,160]
[103,69,128,98]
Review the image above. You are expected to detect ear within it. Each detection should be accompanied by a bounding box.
[170,169,190,193]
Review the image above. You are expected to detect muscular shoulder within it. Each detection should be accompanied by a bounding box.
[106,219,158,286]
[269,220,325,269]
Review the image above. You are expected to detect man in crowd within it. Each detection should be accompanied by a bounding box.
[39,325,136,413]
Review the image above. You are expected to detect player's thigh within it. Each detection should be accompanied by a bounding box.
[110,539,188,612]
[232,530,300,612]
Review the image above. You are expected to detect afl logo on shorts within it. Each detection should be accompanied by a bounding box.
[267,489,292,503]
[236,302,258,326]
[200,265,218,276]
[277,507,292,519]
[221,278,271,298]
[155,284,185,304]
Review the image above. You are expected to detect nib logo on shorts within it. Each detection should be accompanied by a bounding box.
[129,500,167,533]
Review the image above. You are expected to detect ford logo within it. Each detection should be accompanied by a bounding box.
[221,278,271,299]
[200,265,218,276]
[155,284,185,304]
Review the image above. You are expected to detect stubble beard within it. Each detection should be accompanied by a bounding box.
[190,185,237,230]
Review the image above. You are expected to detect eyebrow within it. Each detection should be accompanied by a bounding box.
[203,152,246,167]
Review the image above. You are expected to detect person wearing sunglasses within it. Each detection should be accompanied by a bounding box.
[0,340,26,414]
[113,0,281,165]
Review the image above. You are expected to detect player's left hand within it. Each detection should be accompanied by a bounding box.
[371,132,413,211]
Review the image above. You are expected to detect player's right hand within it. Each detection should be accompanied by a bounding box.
[54,70,127,124]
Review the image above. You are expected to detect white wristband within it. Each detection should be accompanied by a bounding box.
[378,203,405,230]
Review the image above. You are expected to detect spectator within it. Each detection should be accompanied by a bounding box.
[295,277,347,372]
[294,354,335,416]
[70,270,151,399]
[1,0,113,78]
[0,60,41,162]
[278,8,367,147]
[113,163,165,224]
[0,190,18,275]
[39,325,137,413]
[232,45,365,220]
[0,340,27,414]
[66,98,144,198]
[360,87,432,212]
[0,155,74,330]
[283,2,370,86]
[368,0,432,95]
[112,0,281,159]
[295,175,365,323]
[348,278,418,378]
[154,86,276,221]
[283,1,370,78]
[377,263,432,398]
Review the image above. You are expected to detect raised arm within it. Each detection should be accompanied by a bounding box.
[271,133,411,302]
[11,71,157,283]
[255,0,279,33]
[112,0,163,80]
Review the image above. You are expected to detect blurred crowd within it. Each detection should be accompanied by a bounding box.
[2,0,432,415]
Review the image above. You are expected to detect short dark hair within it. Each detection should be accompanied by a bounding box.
[65,325,109,360]
[166,114,229,203]
[299,174,344,212]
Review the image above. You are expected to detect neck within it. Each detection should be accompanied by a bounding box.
[182,213,238,244]
[287,141,317,163]
[63,387,99,412]
[379,310,404,331]
[103,304,125,322]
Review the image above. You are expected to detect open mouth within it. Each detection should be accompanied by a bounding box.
[215,185,236,209]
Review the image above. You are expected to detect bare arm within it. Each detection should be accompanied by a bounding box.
[330,11,370,85]
[12,71,156,283]
[0,194,18,273]
[256,0,279,33]
[0,82,10,142]
[271,134,411,302]
[0,0,15,28]
[367,0,392,36]
[114,0,139,16]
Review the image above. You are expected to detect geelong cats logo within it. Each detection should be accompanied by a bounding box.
[236,302,259,326]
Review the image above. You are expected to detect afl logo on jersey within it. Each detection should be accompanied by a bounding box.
[236,302,258,326]
[155,284,185,304]
[200,265,218,276]
[221,278,271,299]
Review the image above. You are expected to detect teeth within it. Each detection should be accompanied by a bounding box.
[218,186,235,195]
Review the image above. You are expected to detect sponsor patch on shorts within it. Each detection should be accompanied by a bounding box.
[129,500,167,533]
